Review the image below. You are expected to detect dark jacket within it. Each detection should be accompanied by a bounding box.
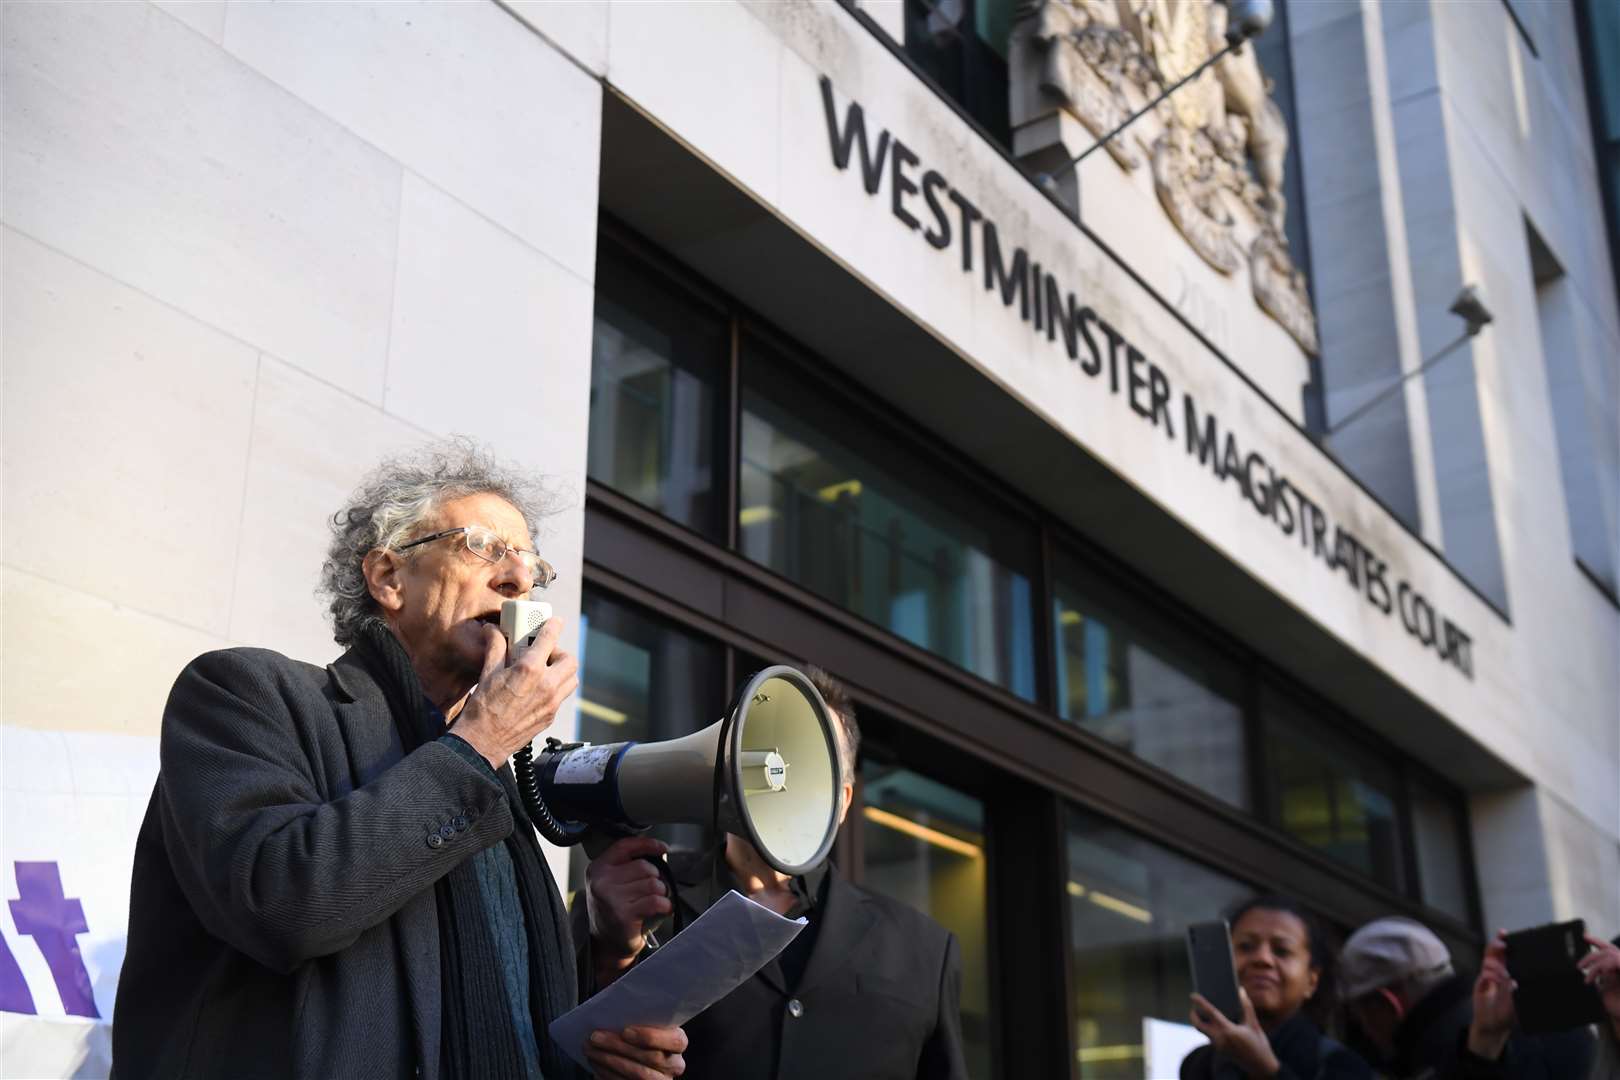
[1389,973,1595,1080]
[112,647,560,1080]
[573,847,968,1080]
[1181,1010,1373,1080]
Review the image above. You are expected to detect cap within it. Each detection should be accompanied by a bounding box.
[1340,917,1453,1000]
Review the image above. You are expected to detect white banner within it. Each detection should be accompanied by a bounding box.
[1,726,158,1078]
[1143,1015,1208,1080]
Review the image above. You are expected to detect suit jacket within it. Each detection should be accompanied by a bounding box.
[112,646,547,1080]
[574,848,969,1080]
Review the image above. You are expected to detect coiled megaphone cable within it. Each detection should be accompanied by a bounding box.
[513,738,592,847]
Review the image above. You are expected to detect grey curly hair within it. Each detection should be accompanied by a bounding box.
[318,436,557,647]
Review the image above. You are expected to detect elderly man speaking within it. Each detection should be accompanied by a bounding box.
[112,440,686,1080]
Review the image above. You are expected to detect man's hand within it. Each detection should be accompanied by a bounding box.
[585,1025,687,1079]
[586,837,672,986]
[1579,934,1620,1040]
[1188,988,1281,1078]
[1467,930,1515,1061]
[452,619,579,770]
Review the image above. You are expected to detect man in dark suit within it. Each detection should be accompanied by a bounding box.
[577,671,968,1080]
[113,440,687,1080]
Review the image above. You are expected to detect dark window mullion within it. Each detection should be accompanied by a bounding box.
[1396,761,1424,903]
[1245,657,1270,827]
[1034,524,1056,713]
[724,315,741,550]
[1457,786,1486,935]
[989,779,1067,1080]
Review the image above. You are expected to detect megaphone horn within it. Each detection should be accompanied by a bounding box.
[516,665,842,877]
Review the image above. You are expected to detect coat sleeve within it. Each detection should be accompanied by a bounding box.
[155,649,516,973]
[916,930,970,1080]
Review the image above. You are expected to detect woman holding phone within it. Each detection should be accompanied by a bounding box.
[1181,895,1372,1080]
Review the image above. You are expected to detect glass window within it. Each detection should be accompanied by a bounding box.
[1410,778,1473,924]
[588,238,728,539]
[739,336,1038,699]
[1052,555,1249,808]
[860,760,992,1080]
[569,588,727,895]
[903,0,1014,148]
[1262,689,1404,891]
[1065,804,1252,1079]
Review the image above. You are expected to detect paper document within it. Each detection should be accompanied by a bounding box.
[549,889,807,1069]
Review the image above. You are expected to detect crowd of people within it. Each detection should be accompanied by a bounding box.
[1177,897,1620,1080]
[107,439,1620,1080]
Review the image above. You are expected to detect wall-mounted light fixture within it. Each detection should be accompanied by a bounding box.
[1326,285,1495,436]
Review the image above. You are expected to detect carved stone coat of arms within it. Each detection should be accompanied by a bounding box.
[1009,0,1320,356]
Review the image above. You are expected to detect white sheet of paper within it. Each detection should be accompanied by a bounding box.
[549,888,808,1070]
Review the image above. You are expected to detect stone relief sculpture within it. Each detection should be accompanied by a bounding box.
[1010,0,1319,355]
[1014,0,1159,170]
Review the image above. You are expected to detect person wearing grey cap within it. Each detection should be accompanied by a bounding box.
[1339,917,1593,1079]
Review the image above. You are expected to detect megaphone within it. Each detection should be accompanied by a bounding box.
[503,601,841,876]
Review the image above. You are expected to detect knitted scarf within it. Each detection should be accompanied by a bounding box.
[354,624,581,1080]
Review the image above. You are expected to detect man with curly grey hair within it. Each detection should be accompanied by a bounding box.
[113,438,687,1080]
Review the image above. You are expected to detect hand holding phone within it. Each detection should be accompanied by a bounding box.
[1186,921,1280,1077]
[1503,919,1604,1034]
[1187,920,1244,1025]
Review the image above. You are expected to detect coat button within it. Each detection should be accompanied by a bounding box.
[787,998,804,1019]
[438,823,456,840]
[427,833,444,849]
[453,815,469,832]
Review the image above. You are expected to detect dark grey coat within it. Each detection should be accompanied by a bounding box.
[574,848,969,1080]
[112,647,540,1080]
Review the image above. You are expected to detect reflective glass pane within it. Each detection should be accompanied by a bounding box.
[1052,556,1248,808]
[1411,779,1472,924]
[740,337,1038,699]
[860,761,992,1079]
[1263,690,1404,891]
[1065,805,1252,1080]
[588,239,727,538]
[568,589,727,896]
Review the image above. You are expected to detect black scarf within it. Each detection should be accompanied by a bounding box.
[354,624,581,1080]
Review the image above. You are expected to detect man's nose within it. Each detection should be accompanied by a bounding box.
[493,557,534,597]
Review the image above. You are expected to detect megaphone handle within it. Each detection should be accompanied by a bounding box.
[642,854,685,937]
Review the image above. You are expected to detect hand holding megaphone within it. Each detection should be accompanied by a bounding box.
[453,612,578,770]
[585,835,674,983]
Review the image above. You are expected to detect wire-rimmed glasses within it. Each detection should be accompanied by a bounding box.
[396,524,556,588]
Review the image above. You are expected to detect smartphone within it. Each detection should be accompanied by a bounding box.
[1187,920,1244,1025]
[1504,919,1604,1034]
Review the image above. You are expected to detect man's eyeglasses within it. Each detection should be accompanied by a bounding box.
[396,525,556,588]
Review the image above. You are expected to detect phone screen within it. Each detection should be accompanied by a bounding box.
[1187,920,1244,1025]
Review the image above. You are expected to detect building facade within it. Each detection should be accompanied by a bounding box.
[2,2,1616,1077]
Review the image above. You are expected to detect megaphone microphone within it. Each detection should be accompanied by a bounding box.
[501,599,842,880]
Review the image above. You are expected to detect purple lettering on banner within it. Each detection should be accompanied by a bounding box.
[9,862,98,1018]
[0,929,37,1014]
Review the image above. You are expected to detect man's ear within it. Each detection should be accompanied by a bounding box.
[836,782,854,826]
[362,548,407,616]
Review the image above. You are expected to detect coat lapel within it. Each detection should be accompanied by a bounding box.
[326,652,442,1077]
[790,873,874,998]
